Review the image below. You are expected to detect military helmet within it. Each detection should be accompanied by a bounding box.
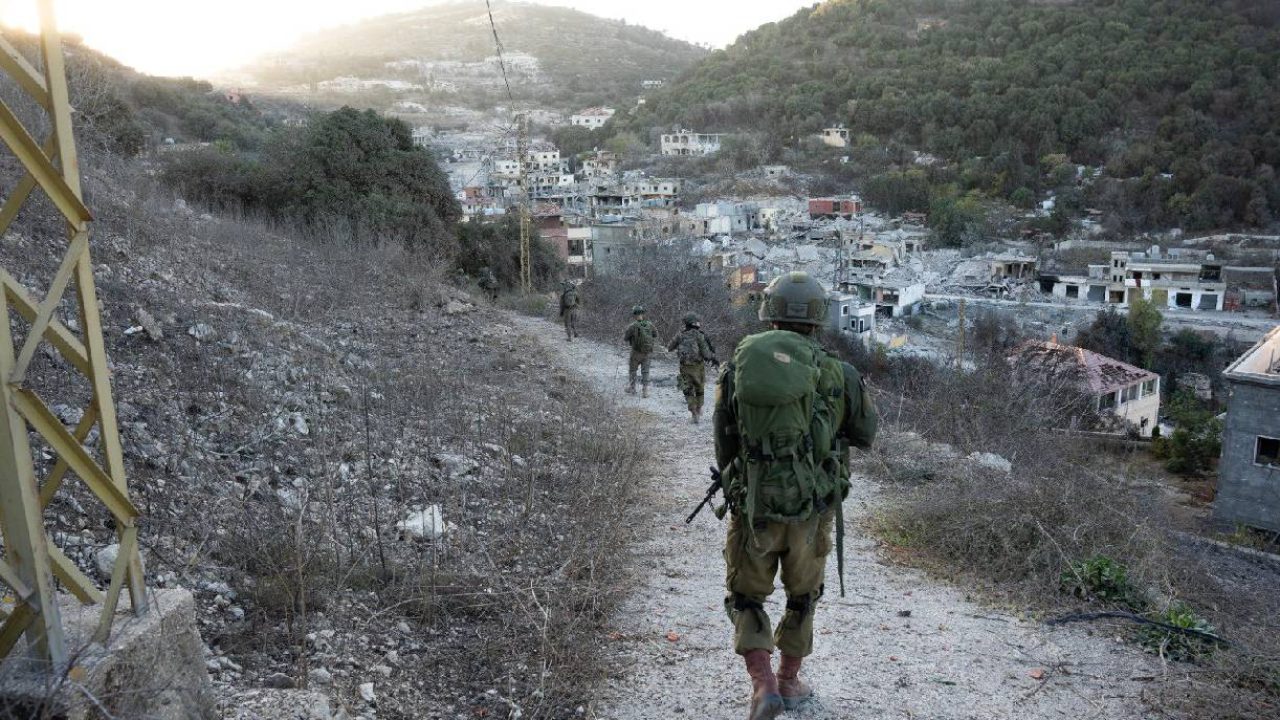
[758,271,829,326]
[632,304,646,316]
[683,312,700,327]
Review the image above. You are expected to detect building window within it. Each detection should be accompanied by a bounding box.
[1099,392,1117,410]
[842,306,850,316]
[1121,385,1139,403]
[1257,436,1280,467]
[1141,379,1156,396]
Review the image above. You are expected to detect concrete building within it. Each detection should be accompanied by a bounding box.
[820,126,850,148]
[827,291,875,344]
[1106,248,1225,310]
[566,226,592,279]
[580,150,619,178]
[848,277,925,318]
[1216,325,1280,532]
[808,196,862,219]
[570,107,615,129]
[1014,340,1161,437]
[660,129,723,156]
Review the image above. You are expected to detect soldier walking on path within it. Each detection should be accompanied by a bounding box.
[623,305,659,397]
[712,271,878,720]
[668,312,718,423]
[559,281,581,342]
[479,267,499,302]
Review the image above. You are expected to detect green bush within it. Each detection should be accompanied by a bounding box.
[1061,554,1142,608]
[1139,602,1219,662]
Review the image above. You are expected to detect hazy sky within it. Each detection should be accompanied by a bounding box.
[0,0,814,78]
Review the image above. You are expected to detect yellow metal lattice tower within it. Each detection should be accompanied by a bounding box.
[0,1,146,672]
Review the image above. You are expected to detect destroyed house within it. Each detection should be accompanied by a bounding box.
[820,126,850,147]
[1216,325,1280,533]
[1012,340,1160,437]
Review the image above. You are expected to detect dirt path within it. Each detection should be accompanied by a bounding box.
[512,315,1160,720]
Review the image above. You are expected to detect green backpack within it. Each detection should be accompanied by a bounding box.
[729,330,847,525]
[629,320,656,353]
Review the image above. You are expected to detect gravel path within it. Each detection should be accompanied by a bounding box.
[513,315,1161,720]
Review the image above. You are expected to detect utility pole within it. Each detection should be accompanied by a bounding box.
[516,113,532,293]
[956,298,966,366]
[0,0,146,673]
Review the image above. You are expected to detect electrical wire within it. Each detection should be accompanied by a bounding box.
[484,0,515,103]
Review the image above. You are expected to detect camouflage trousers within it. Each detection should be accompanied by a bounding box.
[628,351,652,388]
[724,510,833,657]
[676,361,706,411]
[562,308,579,339]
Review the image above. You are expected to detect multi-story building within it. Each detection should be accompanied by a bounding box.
[1216,325,1280,532]
[1107,249,1225,310]
[660,130,723,156]
[580,150,619,178]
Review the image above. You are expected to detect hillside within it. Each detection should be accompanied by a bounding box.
[629,0,1280,233]
[2,31,286,154]
[242,1,707,110]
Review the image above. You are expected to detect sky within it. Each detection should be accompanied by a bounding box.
[0,0,814,79]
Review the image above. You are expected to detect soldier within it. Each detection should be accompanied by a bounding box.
[559,281,581,341]
[623,305,659,397]
[712,271,877,720]
[478,267,499,302]
[668,312,718,423]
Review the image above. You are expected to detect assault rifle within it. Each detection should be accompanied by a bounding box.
[686,466,726,523]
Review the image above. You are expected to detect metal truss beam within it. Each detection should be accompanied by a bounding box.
[0,1,147,675]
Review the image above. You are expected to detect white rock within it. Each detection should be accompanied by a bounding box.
[187,323,215,341]
[95,544,120,579]
[443,300,471,316]
[432,452,478,478]
[966,451,1013,474]
[308,667,334,686]
[396,505,445,541]
[358,682,376,704]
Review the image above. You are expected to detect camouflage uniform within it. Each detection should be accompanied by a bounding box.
[713,339,877,658]
[479,269,499,302]
[623,317,659,393]
[667,326,717,419]
[559,284,581,341]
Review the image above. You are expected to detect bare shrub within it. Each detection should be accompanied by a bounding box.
[575,245,760,356]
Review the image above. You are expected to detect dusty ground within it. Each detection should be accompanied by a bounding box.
[513,314,1164,720]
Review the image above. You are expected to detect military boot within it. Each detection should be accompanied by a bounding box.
[777,654,814,710]
[743,650,783,720]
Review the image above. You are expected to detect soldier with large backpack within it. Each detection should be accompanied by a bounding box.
[712,272,877,720]
[559,281,581,342]
[623,305,659,397]
[668,312,718,423]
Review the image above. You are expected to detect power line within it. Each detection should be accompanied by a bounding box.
[484,0,515,102]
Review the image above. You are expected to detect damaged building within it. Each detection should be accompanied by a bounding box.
[1216,325,1280,533]
[1012,339,1161,437]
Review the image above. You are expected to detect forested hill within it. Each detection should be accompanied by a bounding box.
[244,1,707,109]
[632,0,1280,232]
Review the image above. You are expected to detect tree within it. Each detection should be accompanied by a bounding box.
[1156,390,1222,476]
[1126,298,1163,369]
[1075,307,1131,363]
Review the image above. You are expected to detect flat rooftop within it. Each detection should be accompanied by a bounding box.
[1224,324,1280,387]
